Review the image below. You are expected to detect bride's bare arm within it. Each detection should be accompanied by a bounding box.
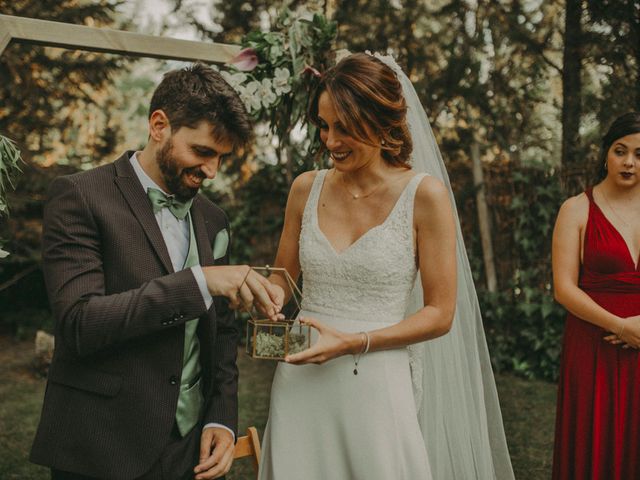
[286,176,458,365]
[268,171,318,304]
[362,175,457,350]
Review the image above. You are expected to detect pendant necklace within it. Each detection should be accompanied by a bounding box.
[340,172,386,200]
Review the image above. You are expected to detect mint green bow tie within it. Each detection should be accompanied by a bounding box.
[147,188,193,220]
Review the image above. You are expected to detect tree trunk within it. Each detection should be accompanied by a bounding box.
[471,141,497,293]
[325,0,336,19]
[561,0,583,195]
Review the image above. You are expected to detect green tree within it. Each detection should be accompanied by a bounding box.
[561,0,584,195]
[0,0,128,165]
[0,0,134,333]
[583,0,640,163]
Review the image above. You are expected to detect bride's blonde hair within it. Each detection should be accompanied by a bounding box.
[308,53,413,168]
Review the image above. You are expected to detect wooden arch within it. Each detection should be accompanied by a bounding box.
[0,14,239,63]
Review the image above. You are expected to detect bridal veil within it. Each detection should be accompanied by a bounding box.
[370,52,515,480]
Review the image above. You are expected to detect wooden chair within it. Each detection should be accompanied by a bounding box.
[233,426,261,476]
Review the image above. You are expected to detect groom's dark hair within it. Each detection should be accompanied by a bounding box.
[149,63,253,150]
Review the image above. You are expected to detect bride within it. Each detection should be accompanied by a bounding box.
[259,52,514,479]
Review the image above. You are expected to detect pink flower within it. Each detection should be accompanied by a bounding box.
[302,65,322,78]
[230,48,259,72]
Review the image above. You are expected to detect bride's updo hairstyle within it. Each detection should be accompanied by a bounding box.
[597,112,640,180]
[308,52,413,168]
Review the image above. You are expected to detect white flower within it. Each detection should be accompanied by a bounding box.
[269,44,284,60]
[258,78,277,108]
[272,67,292,95]
[240,80,262,112]
[0,247,9,259]
[221,70,248,89]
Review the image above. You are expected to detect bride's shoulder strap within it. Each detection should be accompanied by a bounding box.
[301,169,328,223]
[406,172,429,203]
[398,172,430,227]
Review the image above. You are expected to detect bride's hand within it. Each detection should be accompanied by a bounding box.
[285,316,363,365]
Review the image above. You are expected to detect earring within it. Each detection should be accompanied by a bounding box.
[381,139,386,146]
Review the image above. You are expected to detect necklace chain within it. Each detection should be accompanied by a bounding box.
[339,172,386,200]
[601,189,631,227]
[337,169,410,200]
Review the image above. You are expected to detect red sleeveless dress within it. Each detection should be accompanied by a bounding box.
[553,187,640,479]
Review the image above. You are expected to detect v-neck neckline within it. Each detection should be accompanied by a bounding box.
[590,192,640,271]
[314,170,419,256]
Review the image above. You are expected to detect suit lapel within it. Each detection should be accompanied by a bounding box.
[113,153,175,274]
[191,197,215,268]
[191,197,217,373]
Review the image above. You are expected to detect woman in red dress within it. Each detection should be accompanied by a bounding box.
[552,112,640,479]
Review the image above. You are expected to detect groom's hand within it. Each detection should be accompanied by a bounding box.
[194,426,235,479]
[203,265,282,320]
[256,282,285,320]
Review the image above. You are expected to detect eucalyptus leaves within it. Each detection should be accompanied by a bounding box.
[0,135,23,258]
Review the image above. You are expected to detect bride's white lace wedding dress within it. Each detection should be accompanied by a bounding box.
[258,169,432,480]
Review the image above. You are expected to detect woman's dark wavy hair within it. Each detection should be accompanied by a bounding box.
[598,112,640,180]
[308,53,412,168]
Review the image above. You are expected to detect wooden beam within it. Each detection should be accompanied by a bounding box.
[0,29,10,55]
[0,14,240,63]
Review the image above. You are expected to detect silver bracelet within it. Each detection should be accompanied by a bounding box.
[353,331,371,375]
[362,331,371,354]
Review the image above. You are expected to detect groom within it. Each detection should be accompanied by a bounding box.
[30,64,282,480]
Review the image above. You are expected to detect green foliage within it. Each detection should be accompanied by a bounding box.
[0,136,23,215]
[221,9,337,158]
[479,163,566,381]
[481,277,566,381]
[0,0,129,165]
[219,162,293,265]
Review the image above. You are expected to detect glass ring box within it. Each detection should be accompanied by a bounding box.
[244,266,310,360]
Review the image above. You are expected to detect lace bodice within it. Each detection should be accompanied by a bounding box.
[299,169,426,324]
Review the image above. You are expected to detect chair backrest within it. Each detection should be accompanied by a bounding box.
[233,426,261,474]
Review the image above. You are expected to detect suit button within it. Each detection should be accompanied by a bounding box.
[173,314,180,321]
[161,320,168,326]
[169,375,178,385]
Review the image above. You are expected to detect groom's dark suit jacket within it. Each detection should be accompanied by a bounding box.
[30,151,239,479]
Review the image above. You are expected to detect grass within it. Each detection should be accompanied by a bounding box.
[496,373,556,479]
[1,337,555,480]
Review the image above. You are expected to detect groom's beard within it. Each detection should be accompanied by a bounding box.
[157,139,205,202]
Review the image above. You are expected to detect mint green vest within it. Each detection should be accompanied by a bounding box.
[175,214,204,436]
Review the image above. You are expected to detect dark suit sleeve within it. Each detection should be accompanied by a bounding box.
[43,175,208,357]
[204,214,239,434]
